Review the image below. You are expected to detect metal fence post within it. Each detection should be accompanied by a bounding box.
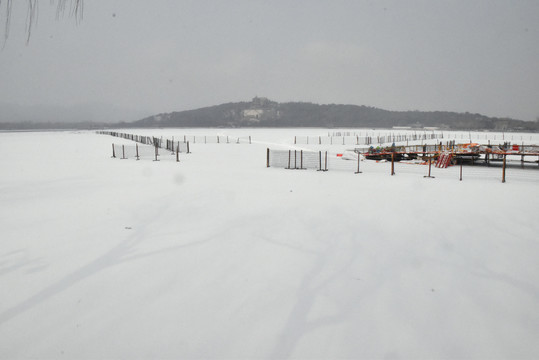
[502,154,507,183]
[424,156,434,178]
[355,153,362,174]
[325,151,328,171]
[288,150,291,169]
[154,144,159,161]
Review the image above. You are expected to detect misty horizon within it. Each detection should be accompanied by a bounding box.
[1,1,538,123]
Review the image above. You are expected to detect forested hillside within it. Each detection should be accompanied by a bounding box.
[131,97,538,131]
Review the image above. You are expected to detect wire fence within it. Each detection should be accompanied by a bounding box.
[112,143,157,160]
[293,133,444,146]
[298,131,539,146]
[267,146,538,182]
[98,131,189,151]
[98,131,251,148]
[267,148,361,173]
[179,135,252,144]
[98,131,189,162]
[160,139,190,153]
[97,131,155,145]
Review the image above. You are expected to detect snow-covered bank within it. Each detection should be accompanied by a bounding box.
[1,129,538,359]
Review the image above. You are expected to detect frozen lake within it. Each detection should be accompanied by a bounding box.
[1,128,538,359]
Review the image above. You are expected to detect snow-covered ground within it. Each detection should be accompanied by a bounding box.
[1,128,538,359]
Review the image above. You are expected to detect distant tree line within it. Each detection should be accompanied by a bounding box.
[129,100,539,131]
[0,121,105,131]
[1,99,538,132]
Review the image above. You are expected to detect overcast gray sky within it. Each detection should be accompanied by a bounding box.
[1,0,538,122]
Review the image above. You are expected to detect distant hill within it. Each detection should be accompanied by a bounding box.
[130,97,538,131]
[1,97,537,131]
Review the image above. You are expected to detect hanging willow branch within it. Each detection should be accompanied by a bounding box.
[1,0,83,45]
[1,0,14,43]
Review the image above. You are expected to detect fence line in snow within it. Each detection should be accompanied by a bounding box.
[97,131,191,153]
[320,131,537,144]
[97,131,155,145]
[266,148,361,173]
[97,131,252,148]
[98,131,189,162]
[293,133,444,146]
[111,142,187,162]
[178,135,252,144]
[267,144,538,182]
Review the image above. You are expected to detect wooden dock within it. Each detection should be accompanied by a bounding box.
[361,143,539,182]
[362,143,539,165]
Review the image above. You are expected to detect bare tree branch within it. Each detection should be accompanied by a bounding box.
[1,0,83,46]
[25,0,38,44]
[2,0,14,45]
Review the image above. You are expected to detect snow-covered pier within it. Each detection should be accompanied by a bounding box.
[363,143,539,166]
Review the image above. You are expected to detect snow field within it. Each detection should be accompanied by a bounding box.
[1,129,538,359]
